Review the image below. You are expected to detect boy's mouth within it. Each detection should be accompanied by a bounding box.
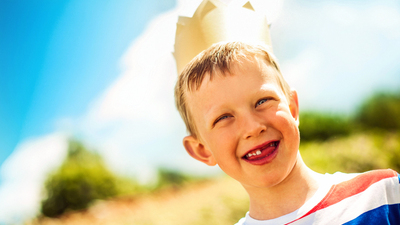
[242,141,280,165]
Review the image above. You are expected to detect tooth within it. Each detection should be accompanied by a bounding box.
[256,150,261,155]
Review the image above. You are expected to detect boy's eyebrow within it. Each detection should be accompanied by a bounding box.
[203,104,224,122]
[204,85,277,113]
[260,83,277,91]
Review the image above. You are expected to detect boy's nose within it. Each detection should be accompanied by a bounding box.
[242,115,267,139]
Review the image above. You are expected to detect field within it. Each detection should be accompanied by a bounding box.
[30,177,248,225]
[29,131,400,224]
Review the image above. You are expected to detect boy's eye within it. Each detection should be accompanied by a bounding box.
[214,115,230,125]
[256,99,268,107]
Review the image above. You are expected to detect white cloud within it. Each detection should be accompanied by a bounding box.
[0,133,68,224]
[280,48,322,109]
[87,13,178,126]
[78,1,222,182]
[272,0,400,112]
[368,4,400,39]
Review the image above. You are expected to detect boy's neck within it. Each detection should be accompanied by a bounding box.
[245,152,322,221]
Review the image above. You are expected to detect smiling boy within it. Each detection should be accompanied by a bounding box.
[174,41,400,224]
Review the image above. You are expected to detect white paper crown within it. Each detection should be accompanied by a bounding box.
[173,0,273,74]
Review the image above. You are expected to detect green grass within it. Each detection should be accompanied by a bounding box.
[301,131,400,174]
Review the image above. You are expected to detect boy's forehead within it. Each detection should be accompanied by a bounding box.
[196,57,278,89]
[186,58,280,109]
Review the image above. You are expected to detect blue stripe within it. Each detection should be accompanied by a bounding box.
[398,173,400,184]
[343,204,400,225]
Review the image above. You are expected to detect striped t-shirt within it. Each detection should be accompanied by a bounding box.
[236,169,400,225]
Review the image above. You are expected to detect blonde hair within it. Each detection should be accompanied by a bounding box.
[174,41,290,138]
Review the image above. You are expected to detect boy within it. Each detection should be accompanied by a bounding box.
[174,41,400,224]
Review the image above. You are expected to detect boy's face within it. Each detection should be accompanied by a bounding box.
[183,58,300,189]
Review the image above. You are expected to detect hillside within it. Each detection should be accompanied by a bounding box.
[30,177,249,225]
[29,131,400,224]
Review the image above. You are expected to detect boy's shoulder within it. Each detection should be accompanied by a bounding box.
[236,169,400,225]
[325,168,399,187]
[317,169,399,211]
[301,169,400,224]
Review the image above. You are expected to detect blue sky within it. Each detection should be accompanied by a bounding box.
[0,0,399,223]
[0,0,176,169]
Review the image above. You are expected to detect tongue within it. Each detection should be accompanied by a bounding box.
[247,145,276,160]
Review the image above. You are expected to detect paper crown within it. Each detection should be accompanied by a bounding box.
[173,0,273,74]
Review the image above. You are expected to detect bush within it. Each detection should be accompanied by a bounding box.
[41,140,119,217]
[301,131,400,174]
[154,167,197,190]
[299,111,352,142]
[355,91,400,130]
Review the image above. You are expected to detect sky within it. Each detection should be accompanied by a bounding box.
[0,0,399,223]
[0,0,176,175]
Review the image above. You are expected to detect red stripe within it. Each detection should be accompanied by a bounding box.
[286,169,396,225]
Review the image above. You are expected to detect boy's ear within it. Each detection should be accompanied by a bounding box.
[289,89,300,126]
[183,136,217,166]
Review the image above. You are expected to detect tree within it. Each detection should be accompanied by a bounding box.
[41,140,118,217]
[299,112,352,142]
[356,92,400,130]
